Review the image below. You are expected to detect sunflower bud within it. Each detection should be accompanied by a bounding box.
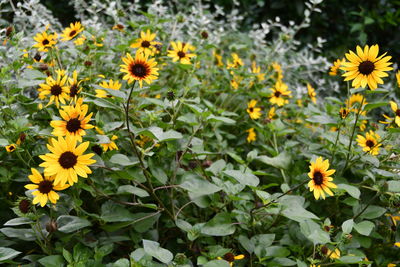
[18,199,30,214]
[46,219,58,233]
[202,160,212,168]
[6,26,13,37]
[84,61,92,67]
[320,246,328,255]
[223,252,235,262]
[339,107,349,119]
[33,53,41,62]
[38,63,48,71]
[167,91,175,101]
[201,31,208,39]
[91,145,103,156]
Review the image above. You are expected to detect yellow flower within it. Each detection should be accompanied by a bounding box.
[120,51,159,88]
[246,128,256,143]
[61,22,84,41]
[217,252,245,267]
[396,70,400,88]
[308,157,337,200]
[268,107,277,120]
[395,242,400,248]
[95,126,105,135]
[269,81,291,106]
[230,75,242,90]
[226,53,243,69]
[32,31,58,52]
[5,144,17,152]
[24,168,69,207]
[101,135,119,151]
[68,70,83,101]
[346,93,367,116]
[329,58,345,76]
[213,50,224,67]
[38,74,70,108]
[39,136,96,186]
[130,29,161,56]
[246,100,262,120]
[389,101,400,127]
[307,83,317,104]
[167,41,196,64]
[95,79,122,98]
[50,102,94,142]
[271,62,283,81]
[112,24,125,31]
[74,34,86,46]
[356,130,381,156]
[387,264,396,267]
[341,44,393,90]
[339,107,349,119]
[327,248,340,259]
[251,61,265,82]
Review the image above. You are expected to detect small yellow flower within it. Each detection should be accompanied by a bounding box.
[120,51,159,88]
[308,157,337,200]
[167,41,196,64]
[356,130,381,156]
[213,50,224,67]
[217,252,245,267]
[112,24,125,31]
[269,81,291,106]
[387,264,396,267]
[130,29,161,56]
[339,107,349,119]
[327,248,340,259]
[395,242,400,248]
[95,79,122,98]
[33,30,58,52]
[101,135,119,152]
[226,53,243,69]
[307,83,317,104]
[389,101,400,127]
[251,61,265,82]
[246,128,256,143]
[230,75,242,90]
[61,22,84,41]
[246,100,262,120]
[396,70,400,88]
[271,62,283,81]
[329,58,345,76]
[5,144,17,152]
[268,107,277,120]
[74,34,86,46]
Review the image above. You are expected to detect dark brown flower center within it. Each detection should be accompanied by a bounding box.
[18,199,30,213]
[69,30,77,37]
[50,85,62,96]
[321,246,328,255]
[396,109,400,117]
[58,151,78,169]
[38,180,53,194]
[141,40,151,48]
[130,63,148,78]
[274,91,281,97]
[70,84,78,97]
[9,145,15,151]
[366,140,375,148]
[313,171,323,185]
[177,51,186,58]
[42,39,50,45]
[223,253,235,262]
[358,60,375,75]
[66,118,81,133]
[249,107,254,112]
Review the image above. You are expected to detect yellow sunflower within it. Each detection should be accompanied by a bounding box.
[346,93,368,114]
[50,102,94,142]
[246,128,256,143]
[61,22,84,41]
[217,252,245,267]
[130,29,161,56]
[68,70,83,101]
[24,168,69,207]
[101,135,119,151]
[308,157,337,200]
[32,31,58,52]
[271,62,284,81]
[269,81,291,106]
[226,53,243,69]
[95,79,122,98]
[213,50,224,67]
[251,61,265,82]
[5,144,17,152]
[39,136,96,186]
[268,107,277,120]
[356,130,381,156]
[247,100,262,120]
[230,75,242,90]
[120,51,159,88]
[389,101,400,127]
[339,107,349,119]
[167,41,196,65]
[74,34,86,46]
[307,83,317,104]
[396,70,400,88]
[38,74,70,108]
[329,58,345,76]
[341,44,393,90]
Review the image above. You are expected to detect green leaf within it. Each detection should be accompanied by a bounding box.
[206,115,235,124]
[137,126,182,142]
[201,213,235,236]
[179,174,221,198]
[63,249,72,263]
[223,170,260,187]
[203,260,230,267]
[38,255,64,267]
[359,205,386,219]
[0,228,36,241]
[354,221,374,236]
[4,217,32,226]
[149,159,168,184]
[238,235,255,253]
[280,196,319,223]
[175,219,192,232]
[0,247,21,261]
[388,181,400,192]
[112,258,130,267]
[306,115,336,124]
[117,185,149,197]
[300,220,330,245]
[364,102,387,111]
[256,151,291,170]
[337,184,360,199]
[342,219,354,234]
[337,256,364,264]
[56,215,91,233]
[101,201,136,222]
[143,240,173,264]
[109,154,139,166]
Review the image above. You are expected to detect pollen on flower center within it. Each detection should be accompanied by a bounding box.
[358,61,375,75]
[42,39,50,45]
[69,30,76,37]
[66,118,81,133]
[58,151,78,169]
[223,253,235,262]
[141,40,150,47]
[50,85,62,96]
[313,171,323,185]
[177,51,186,58]
[130,63,148,78]
[38,180,53,194]
[366,140,375,148]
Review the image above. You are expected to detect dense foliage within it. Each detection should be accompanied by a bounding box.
[0,0,400,266]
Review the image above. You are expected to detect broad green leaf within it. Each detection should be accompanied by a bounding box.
[388,181,400,192]
[223,170,260,187]
[238,235,255,253]
[256,151,291,170]
[354,221,374,236]
[342,219,354,234]
[337,184,360,199]
[0,228,36,241]
[112,258,130,267]
[149,159,168,184]
[38,255,64,267]
[143,240,173,264]
[359,205,386,219]
[57,215,91,233]
[100,201,136,222]
[306,115,336,124]
[300,220,330,245]
[179,174,221,198]
[203,260,230,267]
[0,247,21,261]
[4,217,32,226]
[280,196,319,222]
[206,115,235,124]
[109,154,139,166]
[337,256,364,264]
[117,185,149,197]
[201,213,235,236]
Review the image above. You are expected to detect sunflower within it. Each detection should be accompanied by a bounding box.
[389,101,400,127]
[95,79,122,98]
[226,53,243,69]
[24,168,69,207]
[251,61,265,82]
[217,252,245,267]
[247,100,262,120]
[230,75,242,90]
[120,51,159,88]
[213,50,224,67]
[269,81,291,106]
[329,58,345,76]
[39,136,96,186]
[130,29,161,56]
[167,41,196,64]
[61,22,84,41]
[50,102,94,142]
[339,107,349,119]
[268,107,277,120]
[74,34,86,46]
[340,44,393,90]
[308,157,337,200]
[101,135,119,151]
[38,74,70,108]
[246,128,256,143]
[356,130,381,156]
[346,93,368,115]
[307,83,317,104]
[5,144,16,152]
[68,70,83,101]
[33,31,58,52]
[396,70,400,88]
